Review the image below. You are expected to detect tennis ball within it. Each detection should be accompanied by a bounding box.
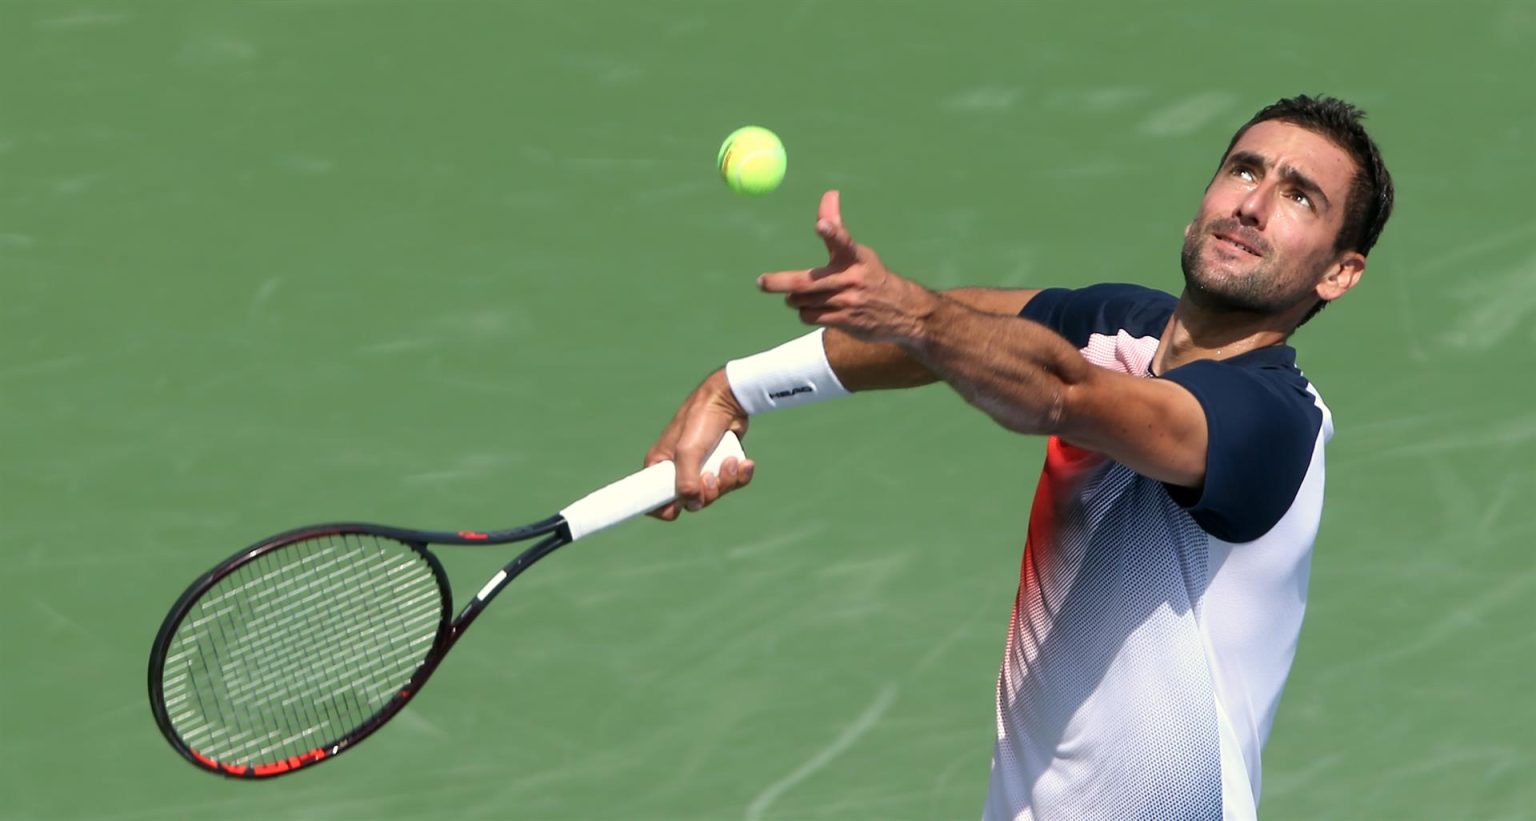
[718,126,786,196]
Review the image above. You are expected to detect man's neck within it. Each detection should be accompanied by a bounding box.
[1152,294,1295,375]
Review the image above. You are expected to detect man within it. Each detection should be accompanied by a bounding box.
[645,95,1394,819]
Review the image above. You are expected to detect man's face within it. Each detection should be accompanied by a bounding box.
[1181,120,1365,315]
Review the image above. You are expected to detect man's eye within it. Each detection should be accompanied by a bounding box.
[1290,191,1313,208]
[1233,167,1256,182]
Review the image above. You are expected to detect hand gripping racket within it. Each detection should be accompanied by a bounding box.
[147,433,744,779]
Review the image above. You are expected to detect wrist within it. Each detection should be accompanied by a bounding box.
[901,288,953,354]
[704,369,749,418]
[724,329,852,415]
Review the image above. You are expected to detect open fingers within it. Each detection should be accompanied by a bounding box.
[817,190,856,263]
[759,268,856,295]
[794,306,848,326]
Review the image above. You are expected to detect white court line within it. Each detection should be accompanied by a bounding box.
[744,685,898,821]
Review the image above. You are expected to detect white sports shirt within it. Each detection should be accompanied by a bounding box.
[983,284,1332,820]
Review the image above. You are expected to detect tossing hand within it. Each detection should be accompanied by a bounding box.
[758,190,941,345]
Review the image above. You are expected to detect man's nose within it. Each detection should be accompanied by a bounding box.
[1236,185,1270,228]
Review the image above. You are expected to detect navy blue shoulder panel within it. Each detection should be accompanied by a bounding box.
[1159,346,1325,543]
[1018,283,1177,347]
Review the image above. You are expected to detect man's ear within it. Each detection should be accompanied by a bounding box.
[1318,251,1366,301]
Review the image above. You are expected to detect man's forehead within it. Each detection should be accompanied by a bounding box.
[1225,120,1357,195]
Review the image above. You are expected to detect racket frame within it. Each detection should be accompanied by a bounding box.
[148,431,744,779]
[148,516,568,778]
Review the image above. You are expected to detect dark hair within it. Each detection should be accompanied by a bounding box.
[1220,95,1395,325]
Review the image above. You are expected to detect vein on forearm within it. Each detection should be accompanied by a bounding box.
[901,297,1090,436]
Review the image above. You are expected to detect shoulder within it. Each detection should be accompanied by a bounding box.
[1019,283,1176,347]
[1159,347,1330,542]
[1164,348,1324,431]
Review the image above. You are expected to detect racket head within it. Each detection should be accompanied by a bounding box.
[148,525,453,778]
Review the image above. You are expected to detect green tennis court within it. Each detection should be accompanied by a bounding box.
[3,1,1532,818]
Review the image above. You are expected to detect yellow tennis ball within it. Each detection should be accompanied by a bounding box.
[718,126,786,196]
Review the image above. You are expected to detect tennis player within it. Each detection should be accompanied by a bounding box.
[647,95,1394,819]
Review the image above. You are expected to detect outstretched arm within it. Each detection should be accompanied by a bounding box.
[644,285,1038,521]
[820,286,1039,391]
[759,190,1209,488]
[649,189,1208,519]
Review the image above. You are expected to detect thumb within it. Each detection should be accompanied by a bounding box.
[816,189,856,264]
[671,425,724,510]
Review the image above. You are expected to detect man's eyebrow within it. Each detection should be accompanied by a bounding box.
[1224,150,1332,211]
[1278,165,1331,211]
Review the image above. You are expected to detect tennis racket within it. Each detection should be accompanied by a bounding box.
[148,432,745,779]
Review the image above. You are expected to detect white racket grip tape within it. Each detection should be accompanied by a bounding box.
[558,431,746,542]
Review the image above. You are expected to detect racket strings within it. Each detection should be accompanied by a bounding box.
[161,534,444,766]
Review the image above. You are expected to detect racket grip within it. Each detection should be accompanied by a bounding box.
[559,432,746,542]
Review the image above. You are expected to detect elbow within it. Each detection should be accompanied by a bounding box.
[1043,366,1097,440]
[972,375,1072,438]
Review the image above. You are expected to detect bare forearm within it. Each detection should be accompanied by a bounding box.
[901,297,1092,436]
[825,287,1039,391]
[823,329,932,390]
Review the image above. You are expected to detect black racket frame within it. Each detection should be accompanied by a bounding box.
[148,515,571,779]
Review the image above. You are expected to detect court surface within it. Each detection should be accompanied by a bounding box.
[2,1,1533,818]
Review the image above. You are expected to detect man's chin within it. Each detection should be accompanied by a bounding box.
[1184,273,1271,314]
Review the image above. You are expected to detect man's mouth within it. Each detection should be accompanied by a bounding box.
[1213,231,1263,257]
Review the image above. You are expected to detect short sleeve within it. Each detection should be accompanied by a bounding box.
[1159,358,1325,543]
[1018,284,1176,347]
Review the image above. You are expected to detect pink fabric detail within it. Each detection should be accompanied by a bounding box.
[1080,331,1160,377]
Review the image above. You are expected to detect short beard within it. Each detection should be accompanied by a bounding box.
[1180,225,1320,315]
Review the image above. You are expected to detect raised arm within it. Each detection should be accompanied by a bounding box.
[758,190,1209,488]
[906,297,1208,487]
[643,286,1038,520]
[650,189,1208,519]
[822,287,1039,391]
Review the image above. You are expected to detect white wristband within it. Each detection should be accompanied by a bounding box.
[724,328,852,415]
